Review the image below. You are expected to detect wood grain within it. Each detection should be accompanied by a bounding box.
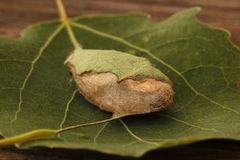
[0,0,240,159]
[0,0,239,45]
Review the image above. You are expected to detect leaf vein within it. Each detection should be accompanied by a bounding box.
[93,122,109,144]
[59,89,78,129]
[0,87,20,91]
[159,113,220,133]
[119,119,158,145]
[181,64,240,74]
[0,59,31,63]
[71,22,239,115]
[10,24,64,132]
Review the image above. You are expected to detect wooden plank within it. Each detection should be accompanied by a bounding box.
[0,0,239,45]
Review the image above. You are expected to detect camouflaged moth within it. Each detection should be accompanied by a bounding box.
[65,49,174,117]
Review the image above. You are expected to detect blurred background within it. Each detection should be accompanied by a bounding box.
[0,0,239,46]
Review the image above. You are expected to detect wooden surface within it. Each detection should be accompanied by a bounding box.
[0,0,240,159]
[0,0,240,45]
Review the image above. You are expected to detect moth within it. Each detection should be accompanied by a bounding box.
[65,49,174,117]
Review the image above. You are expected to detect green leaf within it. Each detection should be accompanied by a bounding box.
[65,48,170,81]
[1,7,240,157]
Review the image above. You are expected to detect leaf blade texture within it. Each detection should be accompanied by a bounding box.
[0,7,240,157]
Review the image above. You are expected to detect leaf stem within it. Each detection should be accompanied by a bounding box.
[55,0,81,49]
[57,115,126,134]
[0,129,57,146]
[0,116,125,146]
